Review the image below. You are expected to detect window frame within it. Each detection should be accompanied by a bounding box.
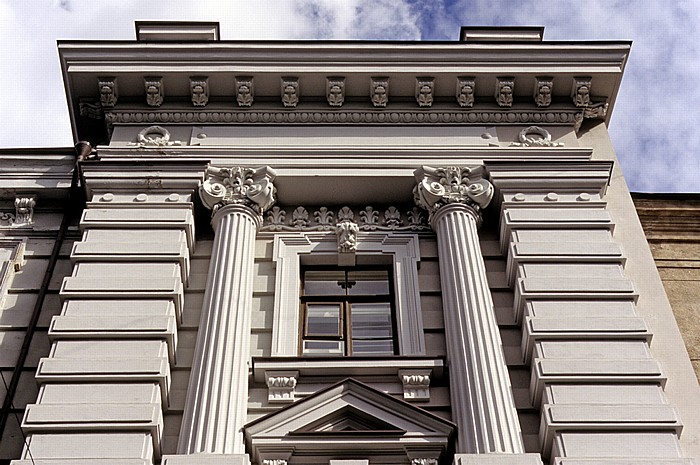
[300,265,399,356]
[270,232,426,357]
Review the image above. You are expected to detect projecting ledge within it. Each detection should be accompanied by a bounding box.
[252,357,444,382]
[161,454,249,465]
[455,453,543,465]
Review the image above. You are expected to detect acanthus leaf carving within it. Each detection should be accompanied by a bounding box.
[572,77,592,107]
[281,77,299,108]
[534,77,553,107]
[236,76,254,107]
[495,77,514,107]
[291,207,310,229]
[415,77,434,107]
[199,165,277,215]
[414,165,494,226]
[144,77,164,107]
[359,206,379,230]
[583,101,609,119]
[383,206,403,229]
[336,220,359,254]
[98,77,118,108]
[326,77,345,107]
[314,207,335,230]
[337,206,354,222]
[190,76,209,107]
[456,77,475,108]
[371,77,389,107]
[265,206,286,231]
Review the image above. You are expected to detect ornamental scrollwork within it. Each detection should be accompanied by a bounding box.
[510,126,563,147]
[1,196,36,227]
[190,76,209,107]
[98,77,118,108]
[326,77,345,107]
[199,165,277,215]
[414,165,494,225]
[456,77,475,108]
[260,205,429,232]
[144,77,164,107]
[371,77,389,107]
[415,77,434,107]
[534,77,553,107]
[236,76,254,107]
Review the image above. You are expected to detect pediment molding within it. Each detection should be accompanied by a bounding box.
[244,378,454,465]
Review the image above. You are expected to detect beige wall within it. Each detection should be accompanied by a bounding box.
[633,194,700,382]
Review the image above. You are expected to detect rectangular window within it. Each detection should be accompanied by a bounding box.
[300,266,396,356]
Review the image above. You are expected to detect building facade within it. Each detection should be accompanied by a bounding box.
[0,22,698,465]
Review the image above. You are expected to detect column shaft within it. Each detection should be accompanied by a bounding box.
[433,203,524,454]
[178,204,259,454]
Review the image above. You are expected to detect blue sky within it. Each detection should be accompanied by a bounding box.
[1,0,699,192]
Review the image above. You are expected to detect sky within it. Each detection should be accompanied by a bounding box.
[1,0,699,192]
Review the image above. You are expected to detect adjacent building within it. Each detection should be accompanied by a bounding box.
[0,22,697,465]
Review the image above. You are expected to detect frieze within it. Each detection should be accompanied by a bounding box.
[105,107,583,126]
[261,205,430,232]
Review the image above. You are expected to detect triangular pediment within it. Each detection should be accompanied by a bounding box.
[244,378,454,440]
[244,378,454,465]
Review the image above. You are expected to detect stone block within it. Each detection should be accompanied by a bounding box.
[455,454,543,465]
[36,357,170,408]
[161,454,250,465]
[49,314,178,363]
[20,432,155,460]
[37,382,161,405]
[71,241,190,284]
[550,431,686,459]
[80,207,194,250]
[22,402,164,458]
[499,207,614,253]
[61,298,181,328]
[513,277,637,323]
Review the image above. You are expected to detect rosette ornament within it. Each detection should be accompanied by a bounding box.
[413,165,494,225]
[200,165,277,216]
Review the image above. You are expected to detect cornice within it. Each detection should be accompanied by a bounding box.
[59,39,630,143]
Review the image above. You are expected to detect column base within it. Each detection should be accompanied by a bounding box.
[455,453,544,465]
[162,454,250,465]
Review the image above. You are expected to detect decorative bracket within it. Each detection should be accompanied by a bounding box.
[190,76,209,107]
[534,77,553,107]
[399,369,432,401]
[265,371,298,404]
[98,77,118,108]
[326,77,345,107]
[236,76,254,107]
[572,77,592,107]
[281,77,299,107]
[456,77,475,108]
[371,77,389,107]
[415,77,434,107]
[495,77,514,107]
[144,77,164,107]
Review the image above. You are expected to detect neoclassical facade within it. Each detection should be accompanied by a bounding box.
[0,22,698,465]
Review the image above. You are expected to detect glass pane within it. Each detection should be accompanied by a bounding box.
[306,304,341,336]
[351,303,393,338]
[347,270,390,295]
[351,339,394,356]
[304,270,346,295]
[303,340,344,355]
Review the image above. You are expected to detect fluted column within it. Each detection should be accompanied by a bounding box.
[178,166,276,456]
[415,166,524,455]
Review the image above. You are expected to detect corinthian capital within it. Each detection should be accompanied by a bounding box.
[200,165,277,215]
[413,165,494,224]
